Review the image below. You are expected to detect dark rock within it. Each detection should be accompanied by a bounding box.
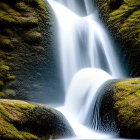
[95,78,140,138]
[0,0,64,104]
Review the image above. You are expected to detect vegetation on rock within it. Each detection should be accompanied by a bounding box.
[98,79,140,138]
[0,0,62,103]
[0,61,16,99]
[0,99,74,140]
[96,0,140,76]
[113,79,140,137]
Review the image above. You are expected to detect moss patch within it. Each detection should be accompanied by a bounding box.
[0,100,38,140]
[0,0,60,102]
[113,79,140,137]
[97,79,140,138]
[97,0,140,76]
[0,99,74,140]
[0,60,16,99]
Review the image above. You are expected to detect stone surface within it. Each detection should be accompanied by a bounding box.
[96,0,140,76]
[0,0,63,104]
[0,99,74,140]
[97,79,140,138]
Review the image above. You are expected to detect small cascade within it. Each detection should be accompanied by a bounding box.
[46,0,126,139]
[65,68,113,122]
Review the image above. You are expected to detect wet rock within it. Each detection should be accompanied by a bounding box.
[0,99,74,140]
[96,78,140,138]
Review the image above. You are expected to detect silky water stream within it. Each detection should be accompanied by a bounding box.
[46,0,127,139]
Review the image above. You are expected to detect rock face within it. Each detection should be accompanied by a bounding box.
[0,0,64,104]
[0,99,74,140]
[97,79,140,138]
[96,0,140,77]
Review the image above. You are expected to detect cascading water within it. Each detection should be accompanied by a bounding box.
[46,0,126,139]
[48,0,125,91]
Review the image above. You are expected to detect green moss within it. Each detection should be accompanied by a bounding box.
[0,92,7,98]
[97,0,140,76]
[7,74,16,80]
[15,2,30,12]
[0,56,16,99]
[0,103,13,121]
[0,118,24,140]
[0,0,53,101]
[16,16,39,25]
[0,100,74,139]
[1,65,10,71]
[0,117,37,140]
[0,100,38,140]
[7,100,35,111]
[136,90,140,99]
[109,4,136,29]
[113,79,140,129]
[0,11,17,24]
[115,79,140,96]
[1,38,11,46]
[4,89,16,96]
[0,8,38,26]
[119,10,140,44]
[0,2,21,16]
[28,31,42,39]
[24,30,43,43]
[0,80,4,86]
[124,0,140,6]
[21,132,38,140]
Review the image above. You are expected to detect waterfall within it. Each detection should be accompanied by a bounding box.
[48,0,124,91]
[47,0,126,138]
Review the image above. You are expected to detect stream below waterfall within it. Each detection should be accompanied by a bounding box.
[46,0,127,139]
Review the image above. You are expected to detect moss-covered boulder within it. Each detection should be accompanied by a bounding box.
[0,0,63,103]
[0,99,74,140]
[96,0,140,76]
[113,79,140,138]
[97,79,140,138]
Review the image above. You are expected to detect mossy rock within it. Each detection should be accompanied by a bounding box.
[97,78,140,138]
[0,99,74,140]
[96,0,140,76]
[0,0,63,103]
[113,79,140,137]
[0,92,7,99]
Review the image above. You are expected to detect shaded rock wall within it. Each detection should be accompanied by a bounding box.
[0,0,63,104]
[96,0,140,76]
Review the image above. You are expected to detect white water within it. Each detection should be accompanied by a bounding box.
[48,0,124,91]
[65,68,112,122]
[47,0,125,139]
